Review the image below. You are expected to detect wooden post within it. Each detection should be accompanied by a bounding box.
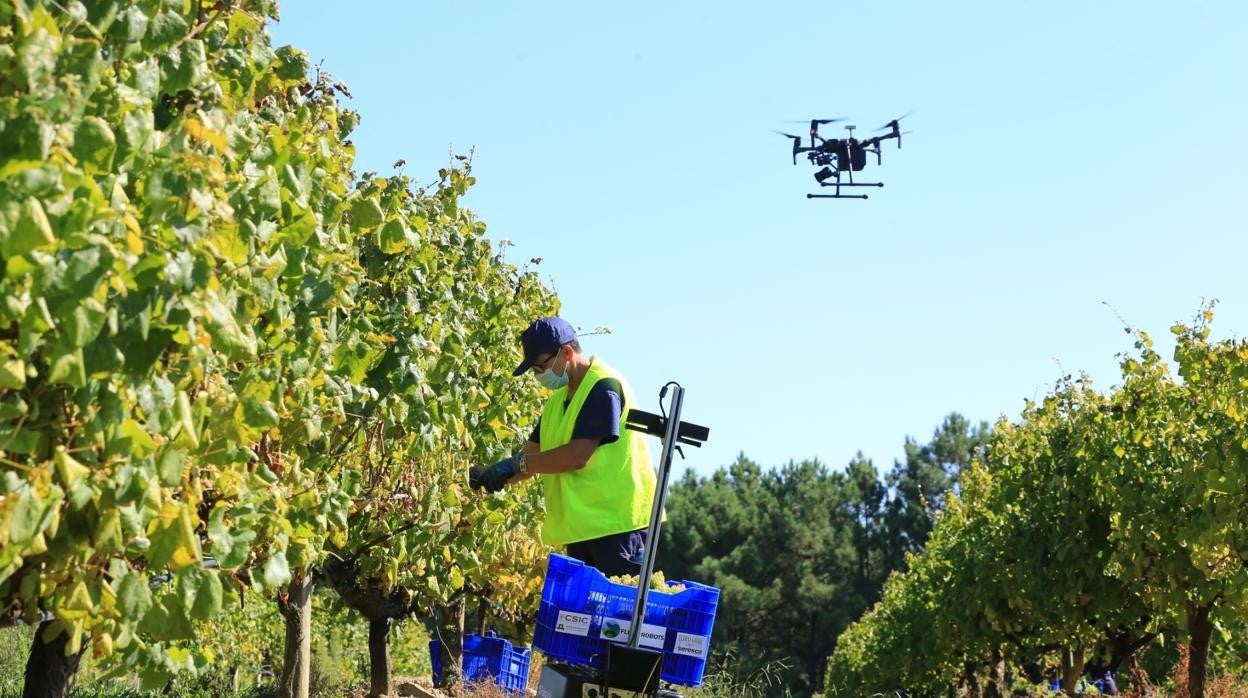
[277,573,315,698]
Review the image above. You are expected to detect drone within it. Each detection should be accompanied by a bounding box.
[776,111,913,200]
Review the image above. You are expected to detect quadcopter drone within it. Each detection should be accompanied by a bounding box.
[776,111,913,200]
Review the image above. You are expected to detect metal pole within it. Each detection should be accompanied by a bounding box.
[626,385,685,649]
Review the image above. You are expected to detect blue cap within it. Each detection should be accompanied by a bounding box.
[513,317,578,376]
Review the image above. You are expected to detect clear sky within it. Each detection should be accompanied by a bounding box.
[267,1,1247,479]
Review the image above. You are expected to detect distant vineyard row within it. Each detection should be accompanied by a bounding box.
[828,314,1248,698]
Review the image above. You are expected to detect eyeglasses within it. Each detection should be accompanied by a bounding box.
[530,346,566,374]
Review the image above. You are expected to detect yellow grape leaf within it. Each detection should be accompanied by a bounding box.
[0,358,25,389]
[205,225,248,265]
[59,580,93,620]
[486,417,513,440]
[26,532,48,556]
[173,391,199,448]
[54,449,90,489]
[147,501,201,571]
[93,632,114,660]
[184,116,228,152]
[122,212,144,254]
[66,619,85,656]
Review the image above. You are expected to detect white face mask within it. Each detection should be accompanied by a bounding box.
[535,352,569,389]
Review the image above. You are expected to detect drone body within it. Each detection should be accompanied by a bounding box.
[776,113,912,200]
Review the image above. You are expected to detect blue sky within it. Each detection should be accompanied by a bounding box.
[268,1,1247,479]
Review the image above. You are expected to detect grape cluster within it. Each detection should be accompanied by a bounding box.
[607,571,686,594]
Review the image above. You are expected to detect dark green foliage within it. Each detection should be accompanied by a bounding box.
[881,413,992,571]
[663,413,987,696]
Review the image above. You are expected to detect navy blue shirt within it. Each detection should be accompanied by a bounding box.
[528,379,623,446]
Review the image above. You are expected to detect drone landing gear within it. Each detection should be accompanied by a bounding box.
[808,181,882,200]
[808,193,868,199]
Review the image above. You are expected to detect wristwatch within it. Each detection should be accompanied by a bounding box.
[514,452,528,475]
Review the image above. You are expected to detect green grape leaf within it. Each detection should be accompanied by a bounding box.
[63,298,108,348]
[116,571,153,619]
[1,198,56,257]
[145,11,188,48]
[71,116,117,172]
[377,219,409,254]
[177,565,223,621]
[17,18,58,88]
[109,5,149,43]
[272,45,310,81]
[350,198,384,229]
[46,347,86,388]
[8,490,48,545]
[202,298,257,359]
[241,396,279,429]
[261,552,291,589]
[119,419,156,459]
[156,447,186,487]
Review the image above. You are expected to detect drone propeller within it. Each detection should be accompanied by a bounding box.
[807,118,846,147]
[876,110,917,131]
[784,118,846,139]
[774,131,804,164]
[868,130,914,142]
[809,118,845,136]
[875,110,916,149]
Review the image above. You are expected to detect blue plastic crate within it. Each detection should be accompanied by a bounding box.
[532,553,719,687]
[430,631,531,695]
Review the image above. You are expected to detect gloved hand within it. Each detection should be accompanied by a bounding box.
[469,455,521,493]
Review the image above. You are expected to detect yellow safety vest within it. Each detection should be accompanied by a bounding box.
[538,357,656,546]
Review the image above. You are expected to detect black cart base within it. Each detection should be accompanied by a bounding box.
[535,665,685,698]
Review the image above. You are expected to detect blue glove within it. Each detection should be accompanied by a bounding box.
[469,455,520,493]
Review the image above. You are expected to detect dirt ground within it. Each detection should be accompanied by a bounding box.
[346,673,539,698]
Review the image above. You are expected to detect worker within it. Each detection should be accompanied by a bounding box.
[469,317,657,577]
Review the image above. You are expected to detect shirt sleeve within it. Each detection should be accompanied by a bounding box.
[528,418,541,444]
[571,379,623,445]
